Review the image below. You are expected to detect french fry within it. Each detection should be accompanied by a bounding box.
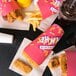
[26,17,42,21]
[25,11,42,31]
[13,59,32,73]
[25,12,33,16]
[10,11,17,19]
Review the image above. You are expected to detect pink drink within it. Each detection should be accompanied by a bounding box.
[66,51,76,76]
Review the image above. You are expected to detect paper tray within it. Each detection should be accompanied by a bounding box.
[0,0,58,31]
[9,38,53,76]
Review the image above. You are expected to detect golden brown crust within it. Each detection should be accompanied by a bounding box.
[48,56,60,70]
[22,51,39,68]
[10,11,17,19]
[16,16,23,21]
[7,13,15,22]
[13,59,32,73]
[48,53,67,76]
[62,72,67,76]
[3,10,23,23]
[59,54,67,75]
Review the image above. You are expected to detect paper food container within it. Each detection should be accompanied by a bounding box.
[44,46,76,76]
[0,0,58,31]
[9,38,53,76]
[22,24,64,68]
[9,23,64,76]
[37,0,62,19]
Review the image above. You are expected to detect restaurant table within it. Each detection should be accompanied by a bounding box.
[0,18,76,76]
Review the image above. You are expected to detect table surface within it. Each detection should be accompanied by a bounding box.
[0,18,76,76]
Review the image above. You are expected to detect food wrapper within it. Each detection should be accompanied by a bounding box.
[37,0,62,19]
[9,38,32,76]
[22,24,64,68]
[9,38,53,76]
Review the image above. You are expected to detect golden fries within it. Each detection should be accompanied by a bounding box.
[25,11,42,31]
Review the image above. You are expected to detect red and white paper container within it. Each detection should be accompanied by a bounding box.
[37,0,62,19]
[23,24,64,68]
